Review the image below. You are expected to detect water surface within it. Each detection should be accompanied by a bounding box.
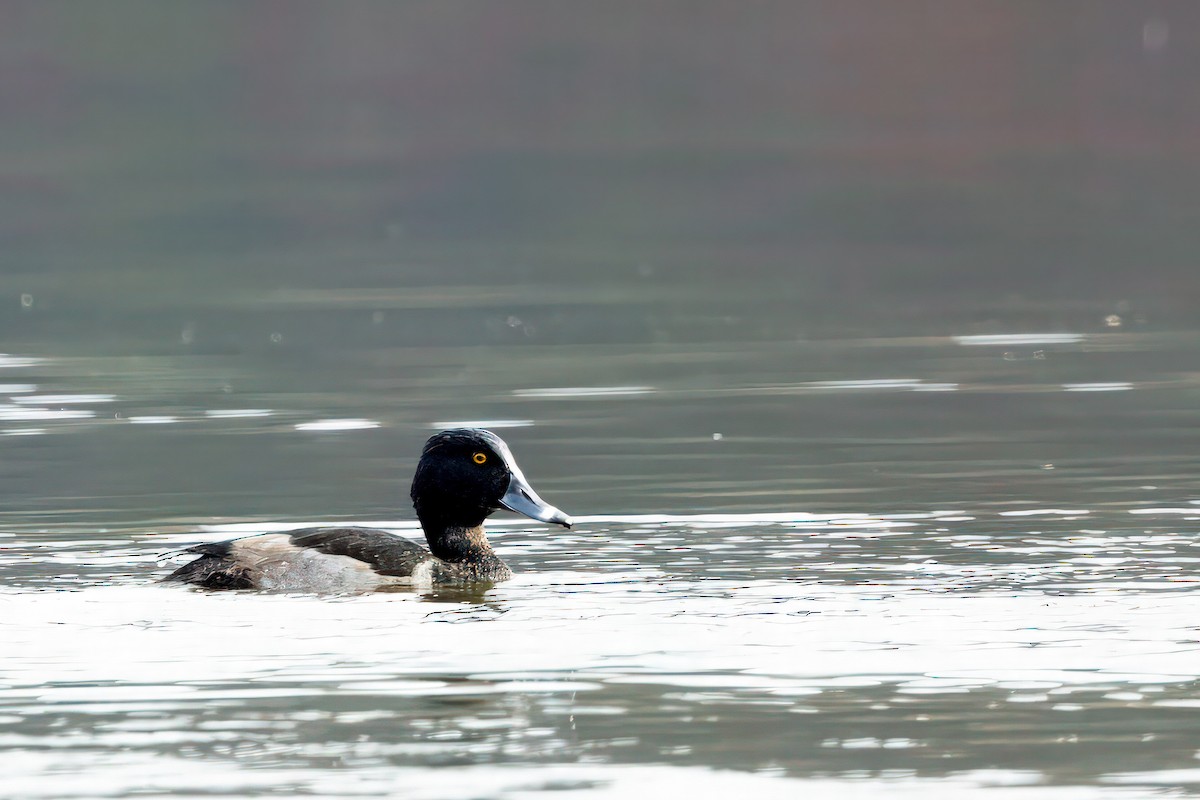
[5,328,1200,798]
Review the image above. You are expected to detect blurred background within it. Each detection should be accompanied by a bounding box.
[2,1,1200,521]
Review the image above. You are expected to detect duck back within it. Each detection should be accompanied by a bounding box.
[166,528,435,592]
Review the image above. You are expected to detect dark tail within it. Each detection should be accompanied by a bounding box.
[163,542,256,590]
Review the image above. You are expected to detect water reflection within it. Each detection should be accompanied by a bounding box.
[952,334,1087,346]
[513,387,656,398]
[0,297,1160,787]
[430,419,534,430]
[204,409,273,419]
[1062,383,1134,392]
[9,445,1200,799]
[293,418,381,431]
[4,564,1199,798]
[4,310,1198,796]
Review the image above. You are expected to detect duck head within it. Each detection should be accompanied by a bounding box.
[410,429,573,538]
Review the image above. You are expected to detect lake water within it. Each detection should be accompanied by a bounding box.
[5,4,1200,798]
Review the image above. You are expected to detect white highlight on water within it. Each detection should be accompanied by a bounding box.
[0,354,43,368]
[952,334,1085,346]
[1062,383,1133,392]
[0,407,94,421]
[13,394,115,405]
[512,386,654,398]
[430,419,534,429]
[204,409,274,419]
[294,418,381,431]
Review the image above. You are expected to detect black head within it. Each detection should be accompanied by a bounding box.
[410,429,572,532]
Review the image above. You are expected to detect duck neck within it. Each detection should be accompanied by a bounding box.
[419,515,502,566]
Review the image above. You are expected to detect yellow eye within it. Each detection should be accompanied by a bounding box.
[472,452,488,465]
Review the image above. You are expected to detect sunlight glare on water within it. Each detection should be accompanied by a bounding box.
[6,502,1200,797]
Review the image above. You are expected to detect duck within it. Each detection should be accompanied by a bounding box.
[164,428,572,591]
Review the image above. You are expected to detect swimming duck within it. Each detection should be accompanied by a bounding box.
[165,428,572,591]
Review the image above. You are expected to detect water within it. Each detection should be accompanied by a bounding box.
[6,3,1200,798]
[6,333,1200,798]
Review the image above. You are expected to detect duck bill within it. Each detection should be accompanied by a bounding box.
[500,472,573,528]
